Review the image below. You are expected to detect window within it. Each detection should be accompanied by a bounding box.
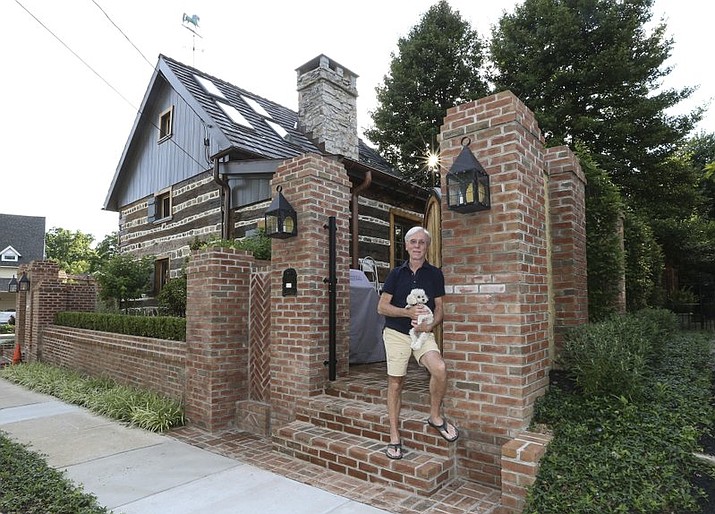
[217,101,253,129]
[154,258,169,295]
[390,213,421,268]
[1,246,20,262]
[159,106,173,141]
[148,189,172,222]
[194,74,226,99]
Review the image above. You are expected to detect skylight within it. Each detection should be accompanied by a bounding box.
[194,75,226,99]
[242,95,271,118]
[217,102,254,129]
[266,119,288,138]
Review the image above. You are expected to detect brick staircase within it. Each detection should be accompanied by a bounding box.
[272,363,458,495]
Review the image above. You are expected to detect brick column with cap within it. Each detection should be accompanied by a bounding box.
[268,153,351,427]
[439,91,552,485]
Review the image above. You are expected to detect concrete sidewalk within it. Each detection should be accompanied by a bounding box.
[0,378,389,514]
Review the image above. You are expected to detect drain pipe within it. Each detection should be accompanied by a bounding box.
[324,216,337,380]
[351,168,372,269]
[212,149,232,240]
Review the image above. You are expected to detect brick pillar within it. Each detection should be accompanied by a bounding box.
[440,91,551,485]
[545,146,588,353]
[500,431,553,513]
[18,261,96,363]
[268,154,351,427]
[185,248,253,431]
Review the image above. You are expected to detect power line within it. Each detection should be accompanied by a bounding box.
[14,0,138,112]
[90,0,155,70]
[14,0,210,170]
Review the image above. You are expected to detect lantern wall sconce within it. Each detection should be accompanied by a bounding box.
[18,272,30,292]
[8,272,30,293]
[264,185,297,239]
[446,137,491,213]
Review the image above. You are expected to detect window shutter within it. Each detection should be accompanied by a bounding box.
[147,196,157,222]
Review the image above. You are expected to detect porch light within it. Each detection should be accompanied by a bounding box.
[18,272,30,292]
[264,186,297,239]
[8,275,18,293]
[446,137,490,213]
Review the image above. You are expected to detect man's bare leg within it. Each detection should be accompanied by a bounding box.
[387,374,404,444]
[421,351,458,440]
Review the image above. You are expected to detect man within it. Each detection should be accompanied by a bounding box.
[377,226,458,460]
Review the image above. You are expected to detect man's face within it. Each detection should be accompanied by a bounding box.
[406,231,429,260]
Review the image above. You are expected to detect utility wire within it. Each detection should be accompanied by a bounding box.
[14,0,138,112]
[90,0,154,70]
[14,0,210,170]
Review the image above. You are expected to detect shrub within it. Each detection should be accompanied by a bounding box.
[55,311,186,341]
[0,432,109,513]
[559,314,651,399]
[527,331,714,514]
[0,363,184,432]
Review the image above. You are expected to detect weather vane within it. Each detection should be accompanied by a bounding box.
[182,13,202,66]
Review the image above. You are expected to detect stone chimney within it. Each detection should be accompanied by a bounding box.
[296,55,359,161]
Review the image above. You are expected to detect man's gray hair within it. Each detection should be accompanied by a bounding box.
[404,226,431,245]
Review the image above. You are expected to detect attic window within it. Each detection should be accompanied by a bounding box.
[194,75,226,99]
[242,95,271,118]
[1,246,21,262]
[158,106,173,141]
[266,119,288,139]
[217,102,254,129]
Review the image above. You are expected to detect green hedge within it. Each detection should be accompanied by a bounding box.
[55,311,186,341]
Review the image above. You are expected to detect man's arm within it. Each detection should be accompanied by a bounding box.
[378,291,435,325]
[413,296,443,333]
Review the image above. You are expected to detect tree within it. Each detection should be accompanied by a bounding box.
[581,146,625,321]
[94,254,153,312]
[90,232,119,273]
[45,228,96,274]
[489,0,701,200]
[365,0,489,186]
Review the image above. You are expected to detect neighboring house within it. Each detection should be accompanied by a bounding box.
[104,54,432,295]
[0,214,46,310]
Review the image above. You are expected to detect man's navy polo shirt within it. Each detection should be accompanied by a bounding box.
[382,260,445,335]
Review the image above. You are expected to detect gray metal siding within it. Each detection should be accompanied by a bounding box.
[116,80,215,207]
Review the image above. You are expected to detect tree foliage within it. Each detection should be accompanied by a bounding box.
[624,208,664,311]
[45,227,95,274]
[94,254,153,312]
[581,146,625,321]
[365,0,489,185]
[489,0,701,198]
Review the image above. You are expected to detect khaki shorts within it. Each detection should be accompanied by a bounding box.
[383,327,439,377]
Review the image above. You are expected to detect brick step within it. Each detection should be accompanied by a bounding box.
[273,420,454,496]
[325,373,432,415]
[295,394,455,457]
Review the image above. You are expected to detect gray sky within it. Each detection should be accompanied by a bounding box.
[3,0,712,243]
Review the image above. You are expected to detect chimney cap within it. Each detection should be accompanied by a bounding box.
[296,54,359,78]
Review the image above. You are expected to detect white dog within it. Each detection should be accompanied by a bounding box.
[405,288,434,350]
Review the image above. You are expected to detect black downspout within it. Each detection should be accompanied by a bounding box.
[324,216,337,380]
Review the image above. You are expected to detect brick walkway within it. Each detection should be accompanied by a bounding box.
[169,362,502,513]
[169,425,501,514]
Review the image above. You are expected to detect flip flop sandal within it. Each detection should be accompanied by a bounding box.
[427,417,460,442]
[385,442,403,460]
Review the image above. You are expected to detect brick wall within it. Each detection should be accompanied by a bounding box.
[268,153,351,426]
[500,431,553,513]
[185,247,256,431]
[545,146,588,352]
[439,91,552,486]
[41,326,186,401]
